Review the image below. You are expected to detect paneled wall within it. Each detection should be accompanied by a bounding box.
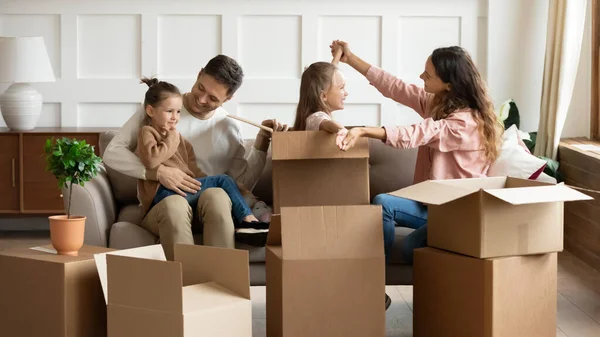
[0,0,486,138]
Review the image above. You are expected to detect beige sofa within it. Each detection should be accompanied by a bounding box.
[65,131,418,285]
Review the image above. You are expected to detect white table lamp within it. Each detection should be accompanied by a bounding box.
[0,36,56,130]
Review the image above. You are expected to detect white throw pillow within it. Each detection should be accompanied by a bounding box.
[488,125,547,179]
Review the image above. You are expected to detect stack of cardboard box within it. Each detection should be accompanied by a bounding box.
[266,131,386,337]
[390,177,592,337]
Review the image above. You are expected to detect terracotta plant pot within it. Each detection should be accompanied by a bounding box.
[48,215,86,256]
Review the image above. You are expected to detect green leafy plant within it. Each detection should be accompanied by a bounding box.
[44,137,102,218]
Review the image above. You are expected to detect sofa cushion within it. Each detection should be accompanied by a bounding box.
[99,131,140,206]
[367,139,417,199]
[109,221,158,249]
[388,226,415,264]
[109,221,208,250]
[117,204,144,224]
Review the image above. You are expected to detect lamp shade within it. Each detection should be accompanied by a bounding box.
[0,36,55,83]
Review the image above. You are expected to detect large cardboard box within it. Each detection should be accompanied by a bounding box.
[414,247,557,337]
[0,245,113,337]
[94,244,252,337]
[266,205,386,337]
[271,131,370,213]
[390,176,592,258]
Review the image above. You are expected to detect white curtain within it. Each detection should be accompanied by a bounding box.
[535,0,588,159]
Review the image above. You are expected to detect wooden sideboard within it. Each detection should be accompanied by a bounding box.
[0,128,113,215]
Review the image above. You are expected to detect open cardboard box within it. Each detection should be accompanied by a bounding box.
[389,176,593,258]
[266,205,386,337]
[94,244,252,337]
[271,130,370,213]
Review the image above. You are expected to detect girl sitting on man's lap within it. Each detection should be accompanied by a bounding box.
[135,77,269,247]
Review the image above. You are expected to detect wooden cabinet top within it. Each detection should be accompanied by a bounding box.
[0,127,116,134]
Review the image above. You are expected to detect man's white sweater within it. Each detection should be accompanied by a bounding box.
[103,104,267,190]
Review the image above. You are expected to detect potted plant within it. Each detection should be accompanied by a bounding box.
[44,137,102,256]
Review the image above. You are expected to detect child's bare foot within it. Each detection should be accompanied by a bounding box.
[242,215,259,222]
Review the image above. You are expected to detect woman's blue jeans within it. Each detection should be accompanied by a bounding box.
[372,194,428,263]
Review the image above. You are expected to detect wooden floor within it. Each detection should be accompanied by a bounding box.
[2,231,600,337]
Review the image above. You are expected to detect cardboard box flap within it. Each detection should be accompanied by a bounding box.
[266,215,282,246]
[2,245,113,263]
[484,184,593,205]
[280,205,384,259]
[94,244,166,305]
[107,254,183,313]
[505,176,551,188]
[106,255,183,313]
[388,180,480,205]
[174,244,250,300]
[182,282,247,314]
[272,131,368,160]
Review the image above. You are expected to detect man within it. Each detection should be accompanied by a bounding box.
[103,54,287,260]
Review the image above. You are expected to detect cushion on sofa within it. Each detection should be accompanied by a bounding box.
[109,221,158,249]
[117,204,144,224]
[488,125,547,179]
[100,131,140,206]
[367,139,417,200]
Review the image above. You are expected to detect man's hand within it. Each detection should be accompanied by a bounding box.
[157,166,201,197]
[259,118,289,138]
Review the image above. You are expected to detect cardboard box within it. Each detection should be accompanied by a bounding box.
[94,244,252,337]
[0,245,113,337]
[389,177,592,258]
[271,131,370,213]
[266,205,386,337]
[414,247,557,337]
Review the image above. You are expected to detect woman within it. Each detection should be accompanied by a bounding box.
[330,40,503,263]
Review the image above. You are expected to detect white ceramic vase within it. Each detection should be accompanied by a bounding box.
[0,83,42,131]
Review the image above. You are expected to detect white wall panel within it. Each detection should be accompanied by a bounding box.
[37,103,62,127]
[77,103,140,127]
[77,15,141,79]
[392,105,427,127]
[318,16,382,80]
[158,15,222,79]
[236,103,296,137]
[239,16,301,79]
[333,104,381,127]
[487,0,548,132]
[398,16,462,85]
[0,0,485,133]
[476,16,488,80]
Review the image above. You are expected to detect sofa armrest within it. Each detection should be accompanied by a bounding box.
[61,165,118,247]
